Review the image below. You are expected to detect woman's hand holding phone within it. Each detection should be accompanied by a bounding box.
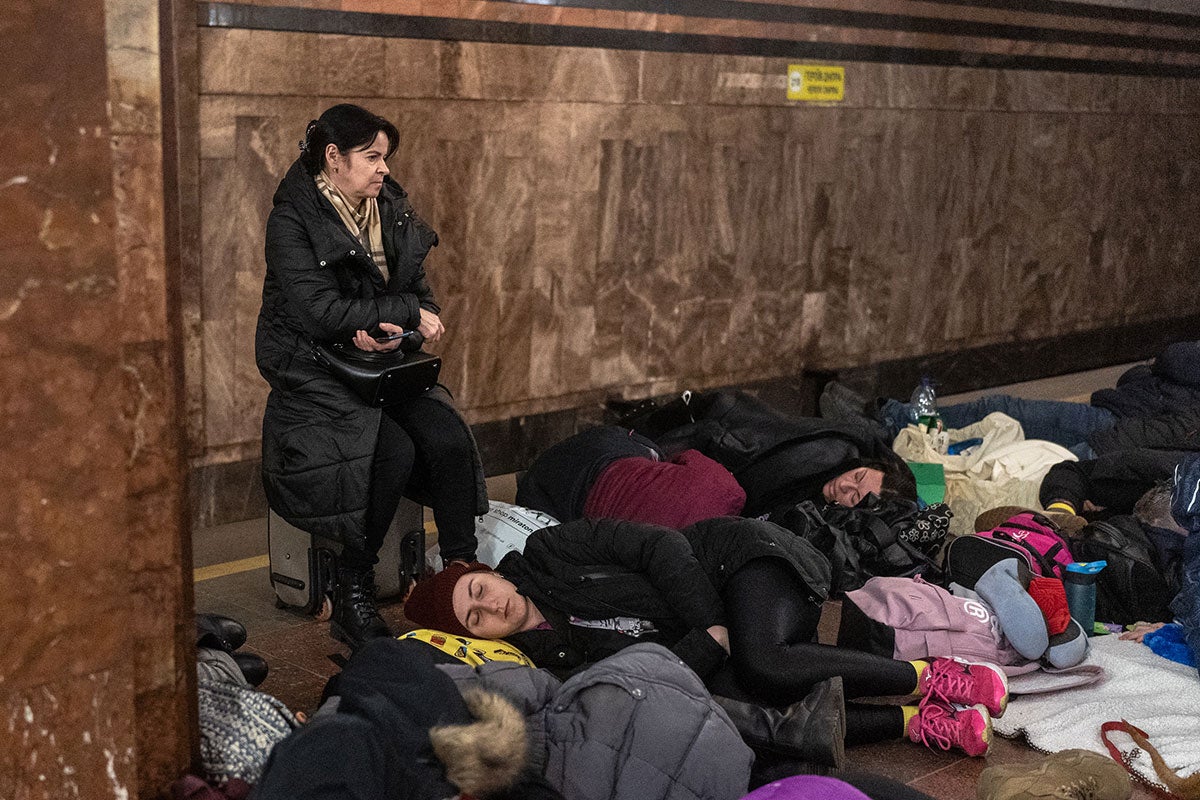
[352,322,409,352]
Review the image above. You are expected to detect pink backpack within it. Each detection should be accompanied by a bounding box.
[975,511,1073,579]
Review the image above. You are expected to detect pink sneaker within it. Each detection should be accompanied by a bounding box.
[919,658,1009,718]
[908,700,992,757]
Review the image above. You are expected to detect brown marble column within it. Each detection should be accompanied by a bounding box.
[0,0,193,796]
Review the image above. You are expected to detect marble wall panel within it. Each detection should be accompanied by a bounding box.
[199,29,322,95]
[442,41,643,103]
[3,0,191,793]
[187,29,1200,480]
[0,671,138,800]
[112,136,169,343]
[112,0,193,792]
[123,341,186,570]
[384,37,444,98]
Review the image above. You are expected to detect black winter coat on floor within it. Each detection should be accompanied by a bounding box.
[1040,448,1188,515]
[1088,407,1200,456]
[252,638,561,800]
[497,516,831,681]
[650,390,907,516]
[256,159,486,548]
[1091,340,1200,419]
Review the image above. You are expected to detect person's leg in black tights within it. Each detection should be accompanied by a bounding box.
[723,558,919,702]
[845,704,905,746]
[332,414,416,647]
[341,413,415,570]
[385,394,480,563]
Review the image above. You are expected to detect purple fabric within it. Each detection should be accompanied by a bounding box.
[740,776,872,800]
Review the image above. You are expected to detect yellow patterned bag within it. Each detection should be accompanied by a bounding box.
[399,628,535,668]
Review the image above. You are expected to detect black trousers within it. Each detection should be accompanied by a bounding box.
[342,394,479,569]
[711,558,915,744]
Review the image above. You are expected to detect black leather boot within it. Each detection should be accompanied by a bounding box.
[330,566,392,649]
[714,677,847,769]
[195,613,248,653]
[232,652,270,687]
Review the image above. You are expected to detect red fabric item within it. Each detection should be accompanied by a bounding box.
[403,561,494,636]
[583,449,746,528]
[1028,577,1071,635]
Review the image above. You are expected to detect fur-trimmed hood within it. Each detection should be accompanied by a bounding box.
[430,689,527,797]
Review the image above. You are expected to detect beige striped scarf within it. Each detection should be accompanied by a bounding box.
[315,170,388,281]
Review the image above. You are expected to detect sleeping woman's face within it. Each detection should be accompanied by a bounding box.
[822,466,884,507]
[452,571,537,639]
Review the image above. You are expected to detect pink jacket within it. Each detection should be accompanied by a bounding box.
[844,577,1036,675]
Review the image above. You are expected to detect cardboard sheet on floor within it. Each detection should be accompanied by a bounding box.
[995,634,1200,789]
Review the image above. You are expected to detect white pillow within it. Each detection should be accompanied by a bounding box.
[425,500,560,571]
[475,501,558,567]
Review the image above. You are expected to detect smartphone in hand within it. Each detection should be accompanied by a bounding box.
[374,330,415,343]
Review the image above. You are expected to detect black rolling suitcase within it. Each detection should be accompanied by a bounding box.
[268,498,425,618]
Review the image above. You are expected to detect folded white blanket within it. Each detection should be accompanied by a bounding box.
[995,634,1200,788]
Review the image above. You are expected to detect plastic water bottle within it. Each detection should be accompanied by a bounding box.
[1064,561,1106,636]
[909,376,941,433]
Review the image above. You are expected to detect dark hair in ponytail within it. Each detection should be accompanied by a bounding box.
[859,457,919,502]
[298,103,399,175]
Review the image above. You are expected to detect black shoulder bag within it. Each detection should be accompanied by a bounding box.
[313,337,441,407]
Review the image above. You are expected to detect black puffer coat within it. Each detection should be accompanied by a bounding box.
[497,516,831,681]
[1088,407,1200,455]
[1090,341,1200,418]
[253,638,559,800]
[652,390,907,516]
[256,159,486,547]
[1039,449,1188,515]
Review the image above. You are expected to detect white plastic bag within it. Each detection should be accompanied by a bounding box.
[892,412,1076,535]
[426,500,560,570]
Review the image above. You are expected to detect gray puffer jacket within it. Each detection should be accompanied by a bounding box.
[443,643,753,800]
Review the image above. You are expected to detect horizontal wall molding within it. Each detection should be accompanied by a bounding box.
[487,0,1200,55]
[199,2,1200,78]
[920,0,1200,29]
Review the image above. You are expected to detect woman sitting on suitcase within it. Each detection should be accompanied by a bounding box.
[404,516,1009,758]
[256,104,487,649]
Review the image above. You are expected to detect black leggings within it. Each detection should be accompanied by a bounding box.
[342,394,479,569]
[716,558,916,744]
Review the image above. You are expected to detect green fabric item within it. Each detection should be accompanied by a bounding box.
[906,461,945,506]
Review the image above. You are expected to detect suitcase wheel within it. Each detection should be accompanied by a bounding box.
[316,593,334,622]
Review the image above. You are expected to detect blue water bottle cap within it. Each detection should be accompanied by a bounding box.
[1067,560,1107,575]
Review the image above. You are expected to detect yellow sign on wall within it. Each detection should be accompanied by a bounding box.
[787,65,845,102]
